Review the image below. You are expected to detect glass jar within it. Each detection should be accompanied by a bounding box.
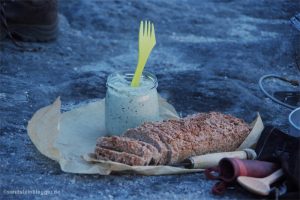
[105,71,159,135]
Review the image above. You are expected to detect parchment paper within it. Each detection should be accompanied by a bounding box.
[27,97,264,175]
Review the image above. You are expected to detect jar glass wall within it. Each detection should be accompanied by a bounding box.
[105,71,159,135]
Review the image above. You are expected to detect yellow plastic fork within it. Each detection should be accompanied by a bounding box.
[131,21,156,87]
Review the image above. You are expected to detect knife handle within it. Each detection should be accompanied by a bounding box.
[188,149,257,169]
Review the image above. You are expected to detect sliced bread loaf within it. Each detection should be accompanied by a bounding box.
[95,112,251,166]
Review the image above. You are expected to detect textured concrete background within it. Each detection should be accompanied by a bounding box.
[0,0,299,199]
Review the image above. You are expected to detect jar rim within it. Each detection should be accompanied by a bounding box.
[106,71,158,90]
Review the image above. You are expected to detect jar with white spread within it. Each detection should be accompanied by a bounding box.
[105,71,159,135]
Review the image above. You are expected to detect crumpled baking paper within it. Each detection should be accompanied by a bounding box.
[27,97,264,175]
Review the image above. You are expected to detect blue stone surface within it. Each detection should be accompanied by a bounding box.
[0,0,299,199]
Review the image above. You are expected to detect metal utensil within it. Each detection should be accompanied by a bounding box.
[289,107,300,136]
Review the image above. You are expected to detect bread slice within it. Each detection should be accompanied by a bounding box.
[95,147,148,166]
[97,136,161,165]
[123,123,169,165]
[142,121,179,164]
